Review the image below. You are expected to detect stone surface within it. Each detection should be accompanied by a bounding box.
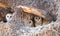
[0,0,59,36]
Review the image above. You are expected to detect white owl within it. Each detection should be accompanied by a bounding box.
[6,13,13,22]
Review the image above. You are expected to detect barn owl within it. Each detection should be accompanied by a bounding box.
[0,2,14,22]
[6,13,13,22]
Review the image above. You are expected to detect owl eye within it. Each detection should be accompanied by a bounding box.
[34,17,37,20]
[29,21,31,23]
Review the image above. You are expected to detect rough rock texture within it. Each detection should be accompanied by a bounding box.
[0,0,58,26]
[0,0,59,36]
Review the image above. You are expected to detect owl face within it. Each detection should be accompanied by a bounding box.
[6,13,13,22]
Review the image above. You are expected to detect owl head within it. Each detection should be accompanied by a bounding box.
[5,13,13,22]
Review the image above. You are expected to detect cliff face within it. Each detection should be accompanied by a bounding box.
[0,0,59,36]
[0,0,58,26]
